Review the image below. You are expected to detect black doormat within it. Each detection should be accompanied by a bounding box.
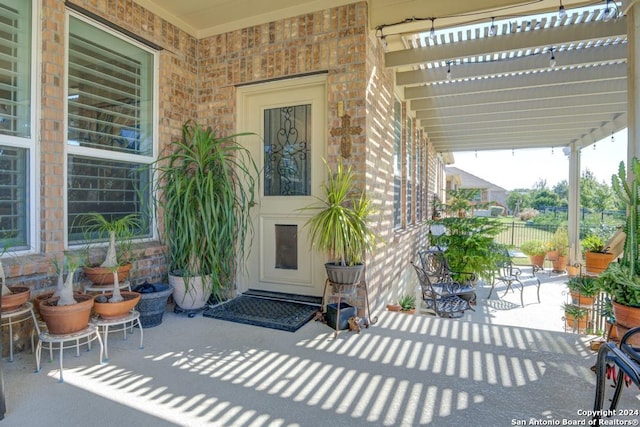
[202,291,321,332]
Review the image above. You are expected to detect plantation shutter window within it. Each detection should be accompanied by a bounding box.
[393,98,402,229]
[66,14,155,243]
[0,0,32,250]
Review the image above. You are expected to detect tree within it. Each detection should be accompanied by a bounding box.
[530,188,561,210]
[553,180,568,201]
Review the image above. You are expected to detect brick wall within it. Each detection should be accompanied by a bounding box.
[2,0,440,354]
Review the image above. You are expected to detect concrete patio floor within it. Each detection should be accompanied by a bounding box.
[2,269,639,426]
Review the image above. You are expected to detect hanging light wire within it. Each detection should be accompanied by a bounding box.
[603,0,617,22]
[429,18,436,41]
[489,17,497,36]
[558,0,567,19]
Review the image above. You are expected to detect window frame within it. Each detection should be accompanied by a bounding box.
[64,10,158,248]
[0,0,38,254]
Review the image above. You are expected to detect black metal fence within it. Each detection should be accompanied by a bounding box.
[494,222,621,248]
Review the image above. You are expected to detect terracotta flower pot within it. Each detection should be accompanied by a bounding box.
[83,264,132,286]
[570,291,595,307]
[386,303,402,312]
[612,301,640,329]
[93,291,141,319]
[1,286,30,311]
[39,294,94,335]
[551,255,567,272]
[565,313,588,331]
[529,254,545,268]
[584,251,615,275]
[34,290,82,319]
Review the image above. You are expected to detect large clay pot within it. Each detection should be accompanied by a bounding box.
[39,294,94,335]
[33,290,83,319]
[169,274,211,310]
[584,252,615,275]
[1,286,30,311]
[93,291,141,319]
[529,255,545,269]
[612,301,640,345]
[551,255,567,272]
[83,264,132,286]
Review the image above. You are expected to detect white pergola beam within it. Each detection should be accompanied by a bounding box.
[397,44,627,85]
[416,93,627,119]
[405,64,626,99]
[386,17,627,67]
[410,79,627,110]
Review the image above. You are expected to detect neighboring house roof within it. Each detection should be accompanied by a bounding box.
[446,166,509,208]
[446,167,506,192]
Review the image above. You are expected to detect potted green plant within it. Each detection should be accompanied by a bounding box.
[520,239,546,268]
[566,276,601,306]
[0,246,30,311]
[79,212,140,290]
[429,216,504,284]
[562,302,589,331]
[581,233,615,275]
[597,159,640,343]
[301,158,377,288]
[153,121,258,310]
[39,255,94,335]
[544,225,569,272]
[398,294,416,313]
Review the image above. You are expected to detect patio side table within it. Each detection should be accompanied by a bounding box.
[84,280,132,294]
[1,302,37,362]
[34,324,103,383]
[91,310,143,360]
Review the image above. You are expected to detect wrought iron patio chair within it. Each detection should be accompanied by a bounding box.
[592,327,640,422]
[488,247,540,307]
[411,262,474,318]
[417,247,477,304]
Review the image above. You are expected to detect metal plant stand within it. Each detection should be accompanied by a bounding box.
[322,279,378,338]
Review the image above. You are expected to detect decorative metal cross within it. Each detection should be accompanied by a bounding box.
[330,114,362,158]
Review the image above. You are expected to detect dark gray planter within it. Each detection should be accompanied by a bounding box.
[132,283,173,328]
[324,263,364,291]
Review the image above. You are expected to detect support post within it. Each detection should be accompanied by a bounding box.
[567,143,581,268]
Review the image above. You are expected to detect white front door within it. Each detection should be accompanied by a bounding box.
[237,75,327,296]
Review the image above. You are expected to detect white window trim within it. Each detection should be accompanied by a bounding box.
[0,1,40,255]
[63,9,159,249]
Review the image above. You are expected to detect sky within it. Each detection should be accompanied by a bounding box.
[450,129,628,191]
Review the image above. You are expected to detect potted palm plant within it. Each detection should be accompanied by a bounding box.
[597,159,640,344]
[79,212,139,289]
[39,255,94,334]
[153,121,258,311]
[301,158,377,290]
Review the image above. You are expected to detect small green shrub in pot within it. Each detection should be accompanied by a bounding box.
[520,240,546,257]
[398,294,416,311]
[566,276,601,298]
[581,234,609,254]
[562,303,589,319]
